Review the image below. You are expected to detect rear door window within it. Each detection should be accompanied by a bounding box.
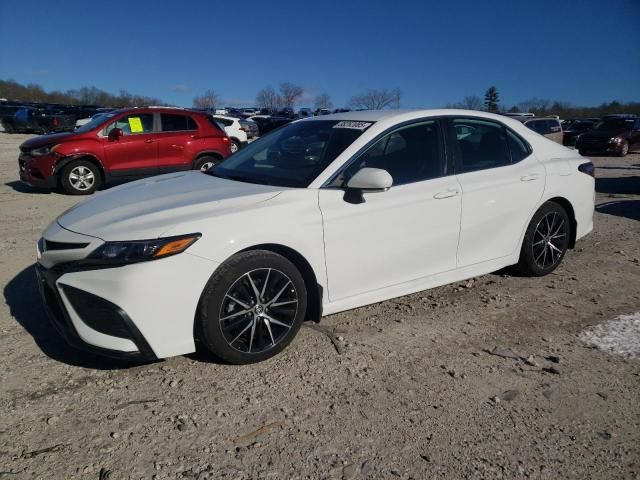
[451,118,510,173]
[161,114,197,132]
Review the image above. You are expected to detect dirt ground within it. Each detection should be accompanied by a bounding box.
[0,132,638,480]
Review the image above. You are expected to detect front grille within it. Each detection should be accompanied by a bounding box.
[42,240,89,252]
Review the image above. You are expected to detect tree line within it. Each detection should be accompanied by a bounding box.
[3,78,636,118]
[195,83,401,112]
[448,86,639,118]
[0,79,162,107]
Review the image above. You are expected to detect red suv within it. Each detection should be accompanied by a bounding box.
[18,107,232,195]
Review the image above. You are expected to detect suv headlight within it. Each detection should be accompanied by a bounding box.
[31,144,60,156]
[609,136,623,144]
[86,234,201,266]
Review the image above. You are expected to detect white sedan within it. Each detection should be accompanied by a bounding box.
[36,110,594,364]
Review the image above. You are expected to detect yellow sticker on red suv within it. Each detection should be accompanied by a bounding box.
[128,117,143,133]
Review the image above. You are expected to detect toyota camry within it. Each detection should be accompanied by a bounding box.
[36,110,595,364]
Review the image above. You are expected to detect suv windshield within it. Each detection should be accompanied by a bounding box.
[593,119,634,131]
[75,112,117,133]
[209,120,372,187]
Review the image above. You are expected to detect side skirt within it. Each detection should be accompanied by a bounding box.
[322,254,517,317]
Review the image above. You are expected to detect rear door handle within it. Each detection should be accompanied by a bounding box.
[144,139,155,144]
[434,189,459,199]
[520,174,539,182]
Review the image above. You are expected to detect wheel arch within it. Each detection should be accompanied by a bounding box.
[54,154,106,185]
[237,243,323,323]
[192,150,224,168]
[543,196,577,249]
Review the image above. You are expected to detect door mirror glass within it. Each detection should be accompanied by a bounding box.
[108,127,123,141]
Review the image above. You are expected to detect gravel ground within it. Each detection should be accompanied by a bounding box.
[0,132,639,479]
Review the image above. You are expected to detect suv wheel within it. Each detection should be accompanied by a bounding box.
[60,160,102,195]
[194,155,221,171]
[230,139,241,153]
[197,250,307,364]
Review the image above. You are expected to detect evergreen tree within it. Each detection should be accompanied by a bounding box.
[484,86,500,113]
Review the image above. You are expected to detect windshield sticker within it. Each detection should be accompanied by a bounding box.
[332,121,372,131]
[128,117,144,133]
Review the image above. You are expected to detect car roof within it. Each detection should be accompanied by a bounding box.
[297,108,532,127]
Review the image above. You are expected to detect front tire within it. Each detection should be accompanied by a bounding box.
[197,250,307,364]
[60,159,102,195]
[618,140,629,157]
[516,202,571,276]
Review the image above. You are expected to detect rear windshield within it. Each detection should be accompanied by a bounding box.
[209,120,372,188]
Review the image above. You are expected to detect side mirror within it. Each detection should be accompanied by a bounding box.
[108,127,123,141]
[344,167,393,204]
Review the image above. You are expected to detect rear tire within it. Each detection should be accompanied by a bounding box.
[197,250,307,364]
[193,155,221,171]
[516,202,571,277]
[60,159,102,195]
[230,139,241,154]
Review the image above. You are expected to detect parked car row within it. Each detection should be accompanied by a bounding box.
[1,100,112,134]
[504,112,640,156]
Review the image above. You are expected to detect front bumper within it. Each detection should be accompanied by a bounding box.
[36,264,158,361]
[36,225,221,360]
[19,154,58,189]
[575,141,623,154]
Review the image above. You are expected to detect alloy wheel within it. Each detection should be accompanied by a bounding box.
[230,142,239,153]
[69,166,95,191]
[532,211,568,269]
[199,161,215,171]
[219,268,298,353]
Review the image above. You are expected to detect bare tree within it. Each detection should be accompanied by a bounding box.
[348,88,401,110]
[461,95,482,110]
[518,98,551,114]
[279,82,304,108]
[314,93,333,110]
[192,89,220,110]
[256,86,282,110]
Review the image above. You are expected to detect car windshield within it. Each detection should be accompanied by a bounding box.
[75,112,116,133]
[593,119,634,131]
[208,120,372,188]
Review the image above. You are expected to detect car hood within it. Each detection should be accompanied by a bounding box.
[20,132,77,150]
[57,172,285,241]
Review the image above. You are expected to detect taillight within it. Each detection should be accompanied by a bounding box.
[239,127,246,131]
[578,162,595,177]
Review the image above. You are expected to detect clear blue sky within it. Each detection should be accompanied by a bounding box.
[1,0,638,109]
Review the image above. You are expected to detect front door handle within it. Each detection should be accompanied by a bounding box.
[434,189,459,199]
[520,174,539,182]
[144,139,155,144]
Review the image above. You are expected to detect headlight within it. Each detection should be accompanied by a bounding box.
[30,144,60,156]
[609,137,623,144]
[86,233,200,266]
